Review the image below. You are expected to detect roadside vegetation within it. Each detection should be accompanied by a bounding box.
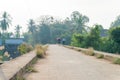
[96,54,104,59]
[0,10,120,60]
[85,47,94,56]
[113,58,120,64]
[21,11,120,55]
[35,44,48,58]
[18,43,33,55]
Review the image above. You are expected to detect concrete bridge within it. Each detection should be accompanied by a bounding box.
[25,45,120,80]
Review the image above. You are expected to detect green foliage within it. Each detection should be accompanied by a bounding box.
[0,12,12,33]
[86,25,101,49]
[18,43,33,55]
[111,15,120,28]
[24,11,89,45]
[70,24,120,54]
[71,33,86,47]
[18,43,27,54]
[38,24,51,44]
[71,11,89,34]
[71,24,101,50]
[23,33,33,44]
[28,19,36,34]
[110,27,120,44]
[15,25,21,38]
[20,11,120,55]
[99,37,117,53]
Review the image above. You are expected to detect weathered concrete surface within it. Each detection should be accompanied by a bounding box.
[0,68,7,80]
[66,46,120,62]
[26,45,120,80]
[1,51,36,80]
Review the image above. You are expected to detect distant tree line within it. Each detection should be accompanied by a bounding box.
[23,11,120,54]
[1,11,120,54]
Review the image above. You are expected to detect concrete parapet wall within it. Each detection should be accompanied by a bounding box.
[1,51,36,80]
[64,45,120,63]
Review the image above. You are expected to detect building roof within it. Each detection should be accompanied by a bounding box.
[5,38,24,44]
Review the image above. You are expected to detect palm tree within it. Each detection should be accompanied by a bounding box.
[0,12,12,33]
[15,25,22,38]
[27,19,37,45]
[28,19,36,34]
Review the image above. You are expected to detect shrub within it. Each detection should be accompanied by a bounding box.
[35,45,45,58]
[18,43,27,55]
[96,54,104,59]
[36,48,45,58]
[113,57,120,64]
[86,47,94,56]
[18,43,33,55]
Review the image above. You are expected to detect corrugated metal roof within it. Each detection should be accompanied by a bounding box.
[5,39,23,44]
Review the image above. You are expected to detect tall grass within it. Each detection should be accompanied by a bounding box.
[35,44,48,58]
[113,57,120,64]
[96,54,104,59]
[85,47,94,56]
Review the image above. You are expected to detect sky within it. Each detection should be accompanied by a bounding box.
[0,0,120,32]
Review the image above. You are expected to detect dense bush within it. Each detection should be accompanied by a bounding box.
[71,25,120,54]
[71,33,86,47]
[18,43,33,55]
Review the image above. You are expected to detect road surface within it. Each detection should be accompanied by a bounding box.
[0,67,7,80]
[26,45,120,80]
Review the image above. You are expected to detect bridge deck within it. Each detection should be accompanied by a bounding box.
[26,45,120,80]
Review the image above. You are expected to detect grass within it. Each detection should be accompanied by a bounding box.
[15,76,26,80]
[31,57,38,64]
[85,47,94,56]
[26,66,38,73]
[113,57,120,64]
[96,54,104,59]
[35,44,48,58]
